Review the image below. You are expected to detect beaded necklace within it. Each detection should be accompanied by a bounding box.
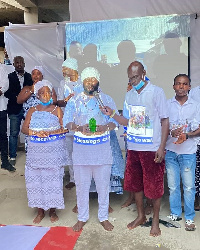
[83,95,99,112]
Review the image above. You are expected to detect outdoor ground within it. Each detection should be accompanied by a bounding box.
[0,150,200,250]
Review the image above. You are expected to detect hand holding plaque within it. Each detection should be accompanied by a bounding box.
[89,118,96,132]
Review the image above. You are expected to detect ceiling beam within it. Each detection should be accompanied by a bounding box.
[15,0,37,7]
[37,0,68,8]
[0,0,29,12]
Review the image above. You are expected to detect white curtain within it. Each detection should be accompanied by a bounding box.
[190,17,200,87]
[4,22,67,89]
[69,0,200,86]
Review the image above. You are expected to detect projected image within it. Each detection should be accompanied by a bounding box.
[65,15,190,109]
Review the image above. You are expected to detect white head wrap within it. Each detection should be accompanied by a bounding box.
[32,66,45,77]
[81,67,100,82]
[62,58,78,71]
[34,80,53,95]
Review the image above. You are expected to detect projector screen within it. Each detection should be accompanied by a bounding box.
[65,14,190,109]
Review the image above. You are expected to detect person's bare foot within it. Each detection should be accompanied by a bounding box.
[150,217,161,237]
[33,208,45,224]
[72,204,78,213]
[100,220,114,231]
[121,193,135,208]
[49,208,59,223]
[109,205,114,213]
[65,182,75,190]
[144,200,153,215]
[145,205,153,215]
[73,221,86,232]
[127,216,146,229]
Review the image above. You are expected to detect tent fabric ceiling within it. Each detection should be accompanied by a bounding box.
[69,0,200,22]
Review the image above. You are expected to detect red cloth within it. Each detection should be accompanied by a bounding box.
[124,150,165,199]
[0,225,81,250]
[35,227,81,250]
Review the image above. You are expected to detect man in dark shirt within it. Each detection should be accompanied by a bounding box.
[0,65,16,172]
[4,56,33,165]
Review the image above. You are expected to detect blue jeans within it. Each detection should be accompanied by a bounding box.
[165,150,196,221]
[8,109,24,158]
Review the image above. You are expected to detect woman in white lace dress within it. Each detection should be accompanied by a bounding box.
[22,80,68,224]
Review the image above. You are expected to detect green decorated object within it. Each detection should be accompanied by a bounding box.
[89,118,96,132]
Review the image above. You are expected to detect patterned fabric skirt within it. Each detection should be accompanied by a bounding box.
[90,130,125,195]
[195,145,200,197]
[25,137,68,211]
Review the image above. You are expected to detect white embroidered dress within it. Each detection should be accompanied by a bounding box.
[25,109,68,210]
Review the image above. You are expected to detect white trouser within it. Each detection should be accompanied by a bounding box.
[74,164,111,222]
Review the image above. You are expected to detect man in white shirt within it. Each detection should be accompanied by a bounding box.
[101,61,169,237]
[63,67,117,232]
[165,74,200,231]
[0,65,16,172]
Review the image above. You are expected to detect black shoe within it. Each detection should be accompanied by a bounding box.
[1,162,16,172]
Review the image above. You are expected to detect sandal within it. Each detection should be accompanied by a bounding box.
[167,214,182,221]
[185,220,196,231]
